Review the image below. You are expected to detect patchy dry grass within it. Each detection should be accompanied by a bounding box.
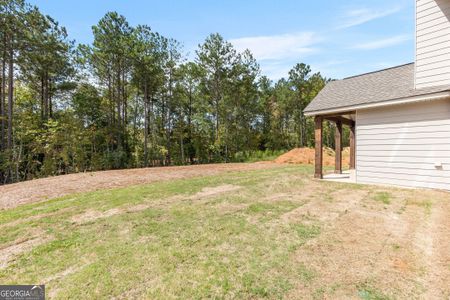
[0,164,449,299]
[372,191,392,205]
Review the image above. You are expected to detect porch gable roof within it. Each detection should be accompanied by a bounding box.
[304,63,450,116]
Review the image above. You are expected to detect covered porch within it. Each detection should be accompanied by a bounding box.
[314,112,356,182]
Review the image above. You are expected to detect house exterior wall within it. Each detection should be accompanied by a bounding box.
[355,98,450,190]
[415,0,450,88]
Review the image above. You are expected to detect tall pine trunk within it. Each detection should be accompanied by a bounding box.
[161,95,166,165]
[1,52,5,150]
[44,73,49,120]
[166,68,174,166]
[122,69,127,126]
[40,76,44,120]
[188,88,194,164]
[180,132,184,164]
[7,48,13,151]
[149,95,154,166]
[116,67,122,150]
[166,108,172,166]
[143,84,148,167]
[215,99,219,143]
[48,76,52,118]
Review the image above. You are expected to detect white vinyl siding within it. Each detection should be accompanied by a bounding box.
[416,0,450,88]
[356,99,450,190]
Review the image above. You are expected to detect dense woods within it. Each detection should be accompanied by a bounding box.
[0,0,336,184]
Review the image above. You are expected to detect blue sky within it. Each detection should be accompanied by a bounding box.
[28,0,415,80]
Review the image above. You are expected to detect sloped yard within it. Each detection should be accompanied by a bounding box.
[0,165,449,299]
[0,162,280,209]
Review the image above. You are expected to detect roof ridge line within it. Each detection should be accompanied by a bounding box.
[343,62,414,80]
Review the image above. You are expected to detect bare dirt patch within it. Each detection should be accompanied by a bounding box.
[0,162,280,210]
[285,186,450,299]
[0,212,56,229]
[281,185,367,224]
[417,198,450,299]
[44,260,93,299]
[71,184,243,224]
[192,184,241,198]
[71,208,122,224]
[0,235,52,269]
[44,263,89,284]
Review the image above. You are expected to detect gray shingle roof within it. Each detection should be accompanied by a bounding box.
[304,63,450,115]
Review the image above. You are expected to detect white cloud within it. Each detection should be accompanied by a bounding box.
[260,61,294,80]
[338,6,402,29]
[258,59,347,81]
[351,35,411,50]
[229,32,321,61]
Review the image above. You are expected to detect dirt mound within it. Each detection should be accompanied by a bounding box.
[274,147,350,166]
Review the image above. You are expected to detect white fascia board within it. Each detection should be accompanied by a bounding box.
[303,91,450,116]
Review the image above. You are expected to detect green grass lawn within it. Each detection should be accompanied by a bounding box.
[0,165,449,299]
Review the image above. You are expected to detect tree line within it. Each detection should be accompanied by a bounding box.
[0,0,337,184]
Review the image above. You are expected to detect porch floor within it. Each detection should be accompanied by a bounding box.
[322,170,355,184]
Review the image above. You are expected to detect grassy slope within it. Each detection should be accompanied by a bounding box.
[0,165,448,299]
[0,166,318,299]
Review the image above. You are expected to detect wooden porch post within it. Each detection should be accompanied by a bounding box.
[314,116,323,179]
[349,122,356,170]
[334,120,342,174]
